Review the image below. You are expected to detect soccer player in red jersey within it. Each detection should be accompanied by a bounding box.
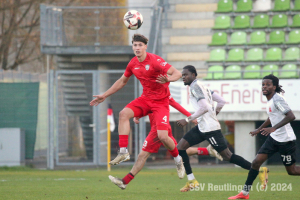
[108,96,223,190]
[90,34,184,178]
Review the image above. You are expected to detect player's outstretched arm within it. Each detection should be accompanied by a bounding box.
[90,75,130,106]
[169,97,197,125]
[176,99,209,127]
[260,111,296,136]
[156,66,182,84]
[211,92,226,115]
[249,118,271,136]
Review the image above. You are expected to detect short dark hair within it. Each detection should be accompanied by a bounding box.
[132,34,148,45]
[263,74,285,93]
[183,65,197,77]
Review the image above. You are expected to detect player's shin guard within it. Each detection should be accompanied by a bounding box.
[243,168,259,192]
[179,150,192,175]
[229,154,251,170]
[168,147,179,157]
[122,173,134,184]
[119,135,129,148]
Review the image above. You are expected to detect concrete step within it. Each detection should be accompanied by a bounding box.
[163,12,214,20]
[174,4,217,13]
[169,35,212,45]
[169,61,207,70]
[64,94,88,99]
[172,19,214,29]
[167,52,210,61]
[162,28,212,37]
[163,44,209,53]
[168,0,219,4]
[63,88,87,93]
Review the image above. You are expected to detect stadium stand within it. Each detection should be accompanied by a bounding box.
[244,65,261,79]
[204,0,300,79]
[204,65,224,80]
[209,32,227,46]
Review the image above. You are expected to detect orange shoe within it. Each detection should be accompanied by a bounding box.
[228,192,249,199]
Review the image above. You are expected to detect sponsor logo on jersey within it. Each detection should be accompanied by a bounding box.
[160,62,168,67]
[157,59,161,62]
[191,89,199,98]
[269,107,272,112]
[145,64,150,70]
[134,67,140,69]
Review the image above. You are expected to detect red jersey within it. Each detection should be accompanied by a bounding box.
[148,96,191,130]
[124,53,172,100]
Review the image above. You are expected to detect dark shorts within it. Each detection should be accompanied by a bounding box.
[183,126,228,153]
[258,136,296,166]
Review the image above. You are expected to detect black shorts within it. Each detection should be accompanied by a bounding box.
[258,136,296,166]
[183,126,227,153]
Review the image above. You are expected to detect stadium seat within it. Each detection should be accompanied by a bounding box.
[252,14,269,29]
[269,14,288,28]
[264,47,282,61]
[283,47,300,61]
[215,0,233,13]
[224,65,242,79]
[245,48,263,61]
[280,64,299,78]
[253,0,271,12]
[235,0,253,12]
[244,65,261,79]
[228,31,247,45]
[204,65,224,80]
[292,0,300,11]
[286,30,300,44]
[290,14,300,28]
[267,30,285,44]
[232,15,250,29]
[227,48,244,61]
[213,16,231,29]
[248,31,266,45]
[272,0,290,11]
[208,49,226,62]
[262,64,279,76]
[208,32,227,46]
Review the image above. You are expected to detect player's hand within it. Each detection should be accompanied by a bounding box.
[90,95,106,106]
[133,117,140,124]
[156,74,169,84]
[176,119,188,127]
[249,129,260,137]
[260,127,276,136]
[191,119,198,125]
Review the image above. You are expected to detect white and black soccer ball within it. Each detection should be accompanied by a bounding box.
[123,10,143,30]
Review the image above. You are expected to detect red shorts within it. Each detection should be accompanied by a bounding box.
[142,127,177,153]
[125,95,170,130]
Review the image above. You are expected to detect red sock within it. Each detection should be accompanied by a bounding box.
[122,173,134,184]
[168,147,179,157]
[197,147,209,155]
[119,135,128,148]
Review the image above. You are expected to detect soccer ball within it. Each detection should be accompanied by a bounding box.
[123,10,143,30]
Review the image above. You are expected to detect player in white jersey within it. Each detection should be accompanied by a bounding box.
[176,65,268,192]
[229,74,300,200]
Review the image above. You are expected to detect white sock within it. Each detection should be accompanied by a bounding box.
[242,190,249,196]
[187,173,195,181]
[174,155,181,163]
[120,148,128,153]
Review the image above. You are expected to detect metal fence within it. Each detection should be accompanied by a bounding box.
[40,4,163,55]
[48,70,148,168]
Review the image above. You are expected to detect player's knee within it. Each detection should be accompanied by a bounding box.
[119,110,130,121]
[251,159,262,169]
[286,167,296,175]
[157,134,168,143]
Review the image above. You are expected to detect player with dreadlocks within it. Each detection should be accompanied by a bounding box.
[229,74,300,199]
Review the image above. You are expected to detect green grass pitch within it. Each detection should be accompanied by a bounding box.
[0,166,299,200]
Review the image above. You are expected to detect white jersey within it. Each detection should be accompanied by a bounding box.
[189,79,221,132]
[266,93,296,142]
